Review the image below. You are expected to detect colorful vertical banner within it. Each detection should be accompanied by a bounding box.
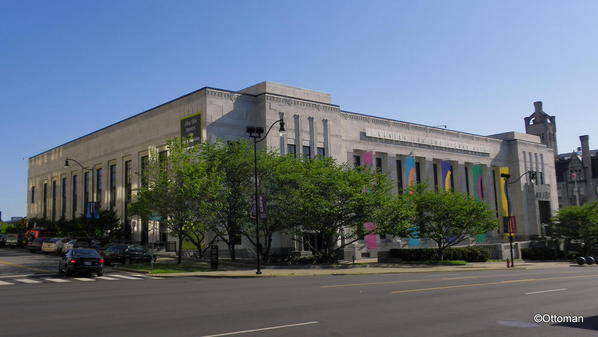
[441,161,453,191]
[364,223,377,249]
[403,156,416,192]
[499,167,510,217]
[472,164,484,200]
[361,151,373,169]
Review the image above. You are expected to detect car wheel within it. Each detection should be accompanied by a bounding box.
[97,271,103,277]
[58,262,64,274]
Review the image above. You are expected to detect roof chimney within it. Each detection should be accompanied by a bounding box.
[533,101,543,113]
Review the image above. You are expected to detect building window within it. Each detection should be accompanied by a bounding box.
[375,158,383,172]
[125,160,132,203]
[84,172,89,207]
[141,155,149,187]
[465,167,470,195]
[433,163,439,191]
[302,146,311,160]
[353,154,361,168]
[287,144,296,157]
[51,180,56,222]
[317,147,325,157]
[96,168,102,207]
[43,182,47,219]
[415,162,421,183]
[31,186,35,204]
[72,175,78,219]
[396,159,403,194]
[109,164,116,210]
[159,150,168,169]
[61,177,67,218]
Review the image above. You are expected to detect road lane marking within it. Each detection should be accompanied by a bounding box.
[73,278,95,282]
[392,274,598,295]
[96,276,118,280]
[14,278,41,284]
[525,288,567,295]
[44,278,70,283]
[0,274,29,279]
[111,274,141,280]
[322,269,598,289]
[200,321,319,337]
[0,281,14,286]
[0,260,51,273]
[322,276,481,288]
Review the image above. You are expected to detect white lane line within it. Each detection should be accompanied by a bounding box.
[200,321,319,337]
[96,276,119,280]
[14,278,41,284]
[525,288,567,295]
[0,281,14,286]
[110,274,141,280]
[144,276,164,279]
[44,278,70,283]
[0,274,29,279]
[73,278,96,282]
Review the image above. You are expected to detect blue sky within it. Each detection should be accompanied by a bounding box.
[1,0,597,219]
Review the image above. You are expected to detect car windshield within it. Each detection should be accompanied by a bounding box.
[127,246,146,253]
[72,249,100,258]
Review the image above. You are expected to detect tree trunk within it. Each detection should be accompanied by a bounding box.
[177,232,183,265]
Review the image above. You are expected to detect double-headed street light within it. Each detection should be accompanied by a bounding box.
[500,170,537,268]
[246,118,285,275]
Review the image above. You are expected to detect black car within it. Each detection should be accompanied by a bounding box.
[103,245,155,265]
[59,248,104,276]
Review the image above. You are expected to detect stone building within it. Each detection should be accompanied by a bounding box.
[555,135,598,207]
[27,81,558,256]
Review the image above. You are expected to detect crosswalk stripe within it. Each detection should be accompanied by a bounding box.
[110,274,141,280]
[0,281,14,286]
[73,278,96,282]
[15,278,41,284]
[96,276,118,280]
[44,278,70,283]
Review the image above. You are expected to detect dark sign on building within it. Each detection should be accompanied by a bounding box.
[180,113,201,146]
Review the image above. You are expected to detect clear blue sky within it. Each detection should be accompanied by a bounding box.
[1,0,597,219]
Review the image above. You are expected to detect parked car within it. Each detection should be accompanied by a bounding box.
[58,248,104,276]
[41,238,70,255]
[0,234,6,247]
[5,234,25,248]
[63,238,102,251]
[26,237,53,253]
[102,244,155,265]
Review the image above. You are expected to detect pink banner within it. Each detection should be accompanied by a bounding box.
[365,222,377,249]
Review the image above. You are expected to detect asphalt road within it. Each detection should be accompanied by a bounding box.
[1,248,598,337]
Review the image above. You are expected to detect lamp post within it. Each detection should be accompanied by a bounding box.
[500,170,536,268]
[246,118,285,275]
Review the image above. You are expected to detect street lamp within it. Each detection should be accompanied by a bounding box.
[65,158,93,218]
[246,118,285,275]
[65,158,91,171]
[500,170,536,268]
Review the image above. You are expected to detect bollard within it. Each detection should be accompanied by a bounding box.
[576,256,586,265]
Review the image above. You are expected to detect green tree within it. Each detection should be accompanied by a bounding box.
[129,138,210,264]
[549,201,598,255]
[414,190,496,260]
[284,157,394,263]
[202,140,254,261]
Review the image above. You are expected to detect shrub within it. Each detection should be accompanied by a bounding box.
[388,247,489,262]
[521,247,563,260]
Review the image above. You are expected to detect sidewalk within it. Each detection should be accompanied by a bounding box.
[146,261,574,278]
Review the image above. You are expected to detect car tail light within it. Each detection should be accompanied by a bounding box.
[99,258,104,264]
[70,259,76,264]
